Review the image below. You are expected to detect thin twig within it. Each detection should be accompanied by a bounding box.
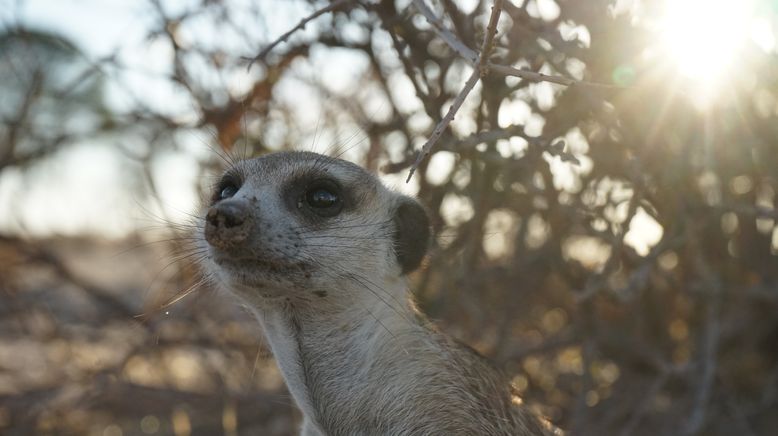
[450,123,529,152]
[411,0,605,90]
[682,228,723,436]
[1,70,42,169]
[488,63,625,88]
[405,67,480,182]
[411,0,478,64]
[404,0,612,181]
[487,63,575,86]
[406,0,503,182]
[246,0,353,70]
[683,295,721,435]
[617,372,670,436]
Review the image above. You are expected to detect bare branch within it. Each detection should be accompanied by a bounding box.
[406,0,503,182]
[684,295,722,435]
[1,70,42,169]
[411,0,479,64]
[246,0,354,70]
[405,67,480,182]
[617,372,671,436]
[487,63,576,86]
[488,63,625,88]
[411,0,614,90]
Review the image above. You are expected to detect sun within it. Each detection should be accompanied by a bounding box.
[658,0,755,95]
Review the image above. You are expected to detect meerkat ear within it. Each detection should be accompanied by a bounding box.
[392,197,431,274]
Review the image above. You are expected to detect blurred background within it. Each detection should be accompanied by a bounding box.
[2,0,778,434]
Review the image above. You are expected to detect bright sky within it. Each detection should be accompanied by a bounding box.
[0,0,156,237]
[0,0,313,237]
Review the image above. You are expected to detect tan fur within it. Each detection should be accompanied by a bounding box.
[197,151,559,435]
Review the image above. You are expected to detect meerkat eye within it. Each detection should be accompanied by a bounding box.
[213,174,242,203]
[303,181,343,217]
[307,188,338,207]
[220,184,239,200]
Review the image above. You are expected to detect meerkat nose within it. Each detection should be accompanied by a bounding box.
[205,201,252,247]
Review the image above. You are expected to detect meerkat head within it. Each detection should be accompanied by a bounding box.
[198,151,430,304]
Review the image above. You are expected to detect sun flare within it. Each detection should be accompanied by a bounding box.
[660,0,754,80]
[659,0,756,97]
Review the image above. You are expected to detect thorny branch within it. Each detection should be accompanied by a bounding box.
[404,0,616,181]
[486,64,624,89]
[405,0,504,182]
[411,0,479,64]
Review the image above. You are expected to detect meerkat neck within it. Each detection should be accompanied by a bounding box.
[253,276,417,433]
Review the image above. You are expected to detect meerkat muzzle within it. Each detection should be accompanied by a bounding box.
[204,201,252,249]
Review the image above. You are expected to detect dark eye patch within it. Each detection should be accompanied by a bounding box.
[301,179,343,217]
[282,173,353,222]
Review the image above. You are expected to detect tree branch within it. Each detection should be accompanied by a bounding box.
[246,0,354,70]
[406,0,503,182]
[411,0,479,64]
[488,63,624,88]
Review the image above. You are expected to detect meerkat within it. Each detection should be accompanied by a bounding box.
[197,151,559,436]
